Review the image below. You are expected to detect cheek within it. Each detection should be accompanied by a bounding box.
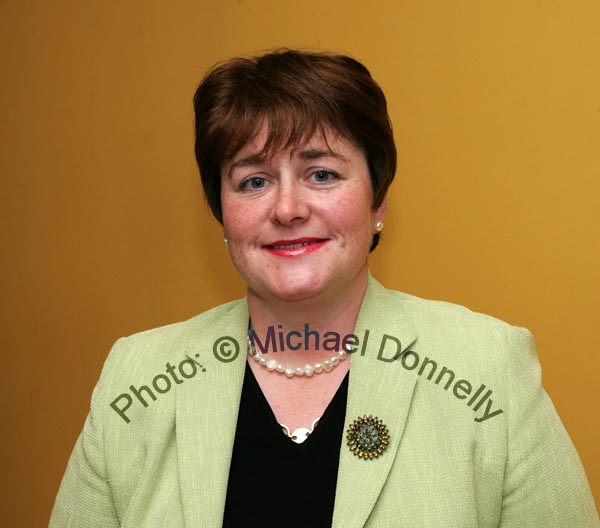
[222,201,258,238]
[333,194,374,232]
[329,206,375,255]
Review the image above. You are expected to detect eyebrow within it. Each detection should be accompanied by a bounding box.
[227,149,347,178]
[298,148,348,162]
[229,153,266,171]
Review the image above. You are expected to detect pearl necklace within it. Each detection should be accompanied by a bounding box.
[247,334,349,378]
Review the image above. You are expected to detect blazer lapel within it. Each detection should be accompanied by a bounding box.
[332,273,419,528]
[175,300,249,527]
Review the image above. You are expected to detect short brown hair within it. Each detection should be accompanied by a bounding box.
[193,48,396,251]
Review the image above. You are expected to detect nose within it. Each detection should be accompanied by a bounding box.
[271,177,310,226]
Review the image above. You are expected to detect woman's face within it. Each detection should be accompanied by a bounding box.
[220,125,386,304]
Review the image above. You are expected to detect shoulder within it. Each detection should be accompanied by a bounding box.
[93,298,248,411]
[368,278,535,376]
[372,277,527,339]
[368,279,542,429]
[105,298,246,366]
[122,297,245,345]
[86,297,248,428]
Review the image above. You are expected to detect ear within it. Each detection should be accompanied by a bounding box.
[375,195,387,222]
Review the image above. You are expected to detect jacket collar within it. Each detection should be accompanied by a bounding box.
[175,271,419,527]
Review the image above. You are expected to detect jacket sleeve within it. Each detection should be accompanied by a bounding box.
[498,326,599,527]
[49,337,129,527]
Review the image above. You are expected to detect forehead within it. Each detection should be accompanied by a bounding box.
[226,123,361,168]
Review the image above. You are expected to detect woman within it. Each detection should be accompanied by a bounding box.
[50,49,599,527]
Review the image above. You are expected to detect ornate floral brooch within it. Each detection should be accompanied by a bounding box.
[346,415,390,460]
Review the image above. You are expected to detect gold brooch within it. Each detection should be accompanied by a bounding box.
[346,415,390,460]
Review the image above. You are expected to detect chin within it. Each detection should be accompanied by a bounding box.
[263,275,328,302]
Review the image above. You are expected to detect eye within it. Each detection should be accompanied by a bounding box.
[310,170,338,183]
[241,177,267,190]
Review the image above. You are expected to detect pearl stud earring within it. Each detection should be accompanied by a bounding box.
[375,221,384,232]
[224,238,228,246]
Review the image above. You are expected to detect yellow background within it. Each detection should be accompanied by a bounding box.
[1,0,599,524]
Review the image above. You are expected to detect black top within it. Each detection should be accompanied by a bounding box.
[222,360,350,528]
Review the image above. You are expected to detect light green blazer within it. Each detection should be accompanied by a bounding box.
[50,273,599,527]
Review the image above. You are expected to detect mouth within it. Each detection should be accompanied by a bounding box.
[263,238,329,257]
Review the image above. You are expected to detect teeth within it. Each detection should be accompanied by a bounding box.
[273,241,314,249]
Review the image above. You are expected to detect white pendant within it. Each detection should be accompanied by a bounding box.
[280,418,320,444]
[288,426,312,444]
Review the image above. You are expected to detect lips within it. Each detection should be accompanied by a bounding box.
[263,238,329,257]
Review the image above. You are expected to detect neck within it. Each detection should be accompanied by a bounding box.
[246,267,369,366]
